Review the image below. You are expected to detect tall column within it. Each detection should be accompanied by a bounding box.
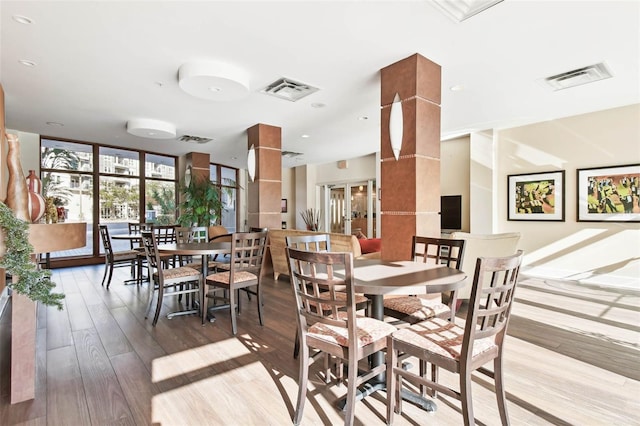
[380,54,442,260]
[247,123,282,229]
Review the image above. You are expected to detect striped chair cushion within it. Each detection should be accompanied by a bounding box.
[383,295,450,321]
[155,266,200,280]
[206,270,257,284]
[113,250,140,261]
[391,317,496,360]
[308,313,396,348]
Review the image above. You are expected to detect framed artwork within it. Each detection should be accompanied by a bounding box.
[508,170,565,221]
[281,199,288,213]
[577,164,640,222]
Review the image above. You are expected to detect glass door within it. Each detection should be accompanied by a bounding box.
[327,180,376,237]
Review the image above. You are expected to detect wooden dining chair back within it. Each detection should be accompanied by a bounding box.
[386,250,524,426]
[286,233,370,359]
[384,236,465,324]
[98,225,140,289]
[285,233,331,252]
[140,230,203,326]
[203,231,268,334]
[285,247,396,426]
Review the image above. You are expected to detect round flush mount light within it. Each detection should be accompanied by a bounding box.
[178,61,250,101]
[126,118,176,139]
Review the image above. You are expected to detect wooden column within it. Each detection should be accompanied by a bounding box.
[247,124,281,230]
[380,54,442,260]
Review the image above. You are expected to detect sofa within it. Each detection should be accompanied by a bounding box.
[266,229,381,280]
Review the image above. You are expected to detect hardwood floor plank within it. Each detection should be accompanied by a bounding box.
[86,303,132,358]
[64,293,94,332]
[109,352,156,426]
[72,328,132,424]
[45,301,72,351]
[46,346,91,425]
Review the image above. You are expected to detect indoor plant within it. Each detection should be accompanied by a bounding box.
[176,175,224,227]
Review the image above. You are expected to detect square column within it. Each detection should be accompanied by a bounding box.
[380,54,442,260]
[247,124,282,229]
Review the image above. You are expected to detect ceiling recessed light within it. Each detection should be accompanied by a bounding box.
[46,121,64,127]
[19,59,37,67]
[311,102,326,108]
[358,116,369,121]
[12,15,33,25]
[450,84,464,91]
[301,134,310,139]
[208,86,222,92]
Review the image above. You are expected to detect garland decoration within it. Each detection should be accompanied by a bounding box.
[0,201,64,309]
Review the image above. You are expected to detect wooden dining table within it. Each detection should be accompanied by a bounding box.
[337,258,466,411]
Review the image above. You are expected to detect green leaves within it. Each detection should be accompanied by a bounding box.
[0,202,64,310]
[177,176,223,227]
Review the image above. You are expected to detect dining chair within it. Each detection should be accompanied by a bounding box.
[383,236,465,324]
[98,225,140,289]
[203,231,268,334]
[128,222,152,284]
[286,234,371,359]
[285,247,396,426]
[140,230,203,326]
[386,250,524,426]
[450,232,521,301]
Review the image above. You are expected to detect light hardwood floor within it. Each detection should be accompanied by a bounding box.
[1,264,638,425]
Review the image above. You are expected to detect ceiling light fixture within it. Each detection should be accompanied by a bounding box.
[12,15,33,24]
[46,121,64,127]
[450,84,465,91]
[126,118,176,139]
[178,61,250,101]
[389,93,403,160]
[18,59,37,67]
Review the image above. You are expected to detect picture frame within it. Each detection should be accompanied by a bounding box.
[508,170,565,221]
[577,164,640,222]
[281,199,288,213]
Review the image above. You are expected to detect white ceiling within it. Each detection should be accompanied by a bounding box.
[1,1,639,170]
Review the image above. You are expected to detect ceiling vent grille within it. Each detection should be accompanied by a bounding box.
[261,78,319,102]
[430,0,505,22]
[282,150,303,158]
[543,63,613,91]
[178,134,213,144]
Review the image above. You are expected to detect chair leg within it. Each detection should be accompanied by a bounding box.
[386,340,398,425]
[229,287,238,335]
[460,366,474,426]
[494,355,510,426]
[344,351,358,426]
[201,283,208,325]
[101,260,109,287]
[293,342,309,426]
[152,283,164,326]
[256,285,264,326]
[105,262,114,289]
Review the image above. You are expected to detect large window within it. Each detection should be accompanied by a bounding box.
[41,138,177,262]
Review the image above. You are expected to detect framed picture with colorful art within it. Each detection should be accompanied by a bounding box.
[508,170,565,221]
[577,164,640,222]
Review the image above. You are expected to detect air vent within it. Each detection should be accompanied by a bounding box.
[543,63,612,91]
[261,78,319,102]
[282,150,303,158]
[178,135,213,144]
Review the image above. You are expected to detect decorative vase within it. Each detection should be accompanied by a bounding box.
[26,170,42,194]
[28,192,46,223]
[5,133,30,222]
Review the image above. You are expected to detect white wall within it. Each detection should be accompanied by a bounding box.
[441,135,470,232]
[497,104,640,289]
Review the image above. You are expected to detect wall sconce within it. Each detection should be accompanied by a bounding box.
[247,144,256,182]
[389,92,403,160]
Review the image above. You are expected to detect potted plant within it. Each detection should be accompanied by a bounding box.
[176,175,224,227]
